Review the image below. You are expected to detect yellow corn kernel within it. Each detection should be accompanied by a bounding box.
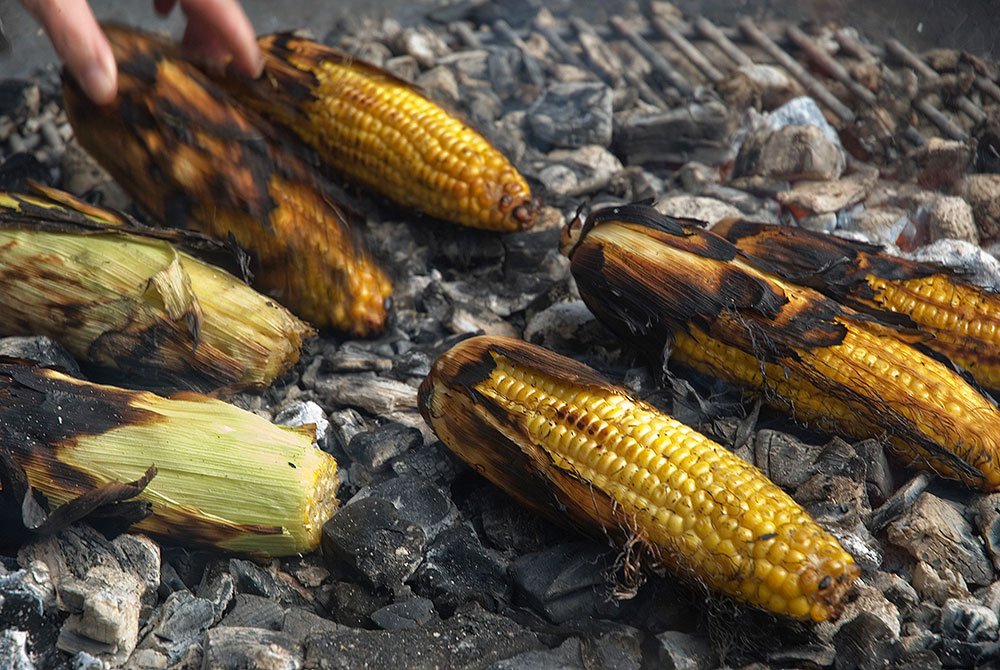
[419,335,858,621]
[566,205,1000,491]
[230,34,537,232]
[62,25,391,335]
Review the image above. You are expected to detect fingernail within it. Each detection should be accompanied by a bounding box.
[79,61,116,104]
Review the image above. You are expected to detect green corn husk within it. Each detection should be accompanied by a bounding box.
[0,187,314,390]
[0,360,339,556]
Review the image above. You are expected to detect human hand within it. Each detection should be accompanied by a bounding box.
[22,0,262,105]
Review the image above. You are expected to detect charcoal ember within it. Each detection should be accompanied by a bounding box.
[274,401,329,444]
[831,612,902,670]
[653,195,741,226]
[767,644,836,667]
[894,138,973,189]
[510,542,618,624]
[493,110,529,164]
[888,492,994,587]
[973,111,1000,173]
[319,580,392,628]
[219,594,285,631]
[913,561,971,606]
[976,494,1000,571]
[411,525,510,614]
[463,88,503,127]
[201,627,303,670]
[504,228,564,277]
[831,525,883,572]
[370,598,437,630]
[855,440,894,508]
[0,631,33,670]
[871,474,930,532]
[447,303,520,338]
[775,171,874,214]
[303,602,541,669]
[954,174,1000,242]
[752,429,824,489]
[655,631,718,670]
[495,636,639,670]
[940,598,999,642]
[388,438,463,487]
[523,301,600,352]
[921,196,979,245]
[716,63,804,110]
[937,639,1000,668]
[281,607,347,642]
[138,590,216,662]
[487,48,522,100]
[346,423,423,472]
[229,560,309,610]
[196,565,235,619]
[0,80,39,118]
[613,102,736,166]
[979,580,1000,618]
[0,565,63,670]
[869,571,920,616]
[768,97,842,145]
[321,497,425,592]
[837,206,910,246]
[313,373,418,416]
[415,65,460,105]
[395,26,450,69]
[470,487,566,556]
[0,336,80,376]
[363,475,458,542]
[532,145,623,198]
[383,54,417,80]
[818,579,901,644]
[438,50,489,85]
[910,240,1000,291]
[527,82,613,149]
[732,124,845,182]
[15,527,160,666]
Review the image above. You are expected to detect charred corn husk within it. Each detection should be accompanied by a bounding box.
[0,360,339,555]
[222,33,536,232]
[564,204,1000,490]
[0,187,313,390]
[714,219,1000,390]
[62,25,391,335]
[419,336,858,621]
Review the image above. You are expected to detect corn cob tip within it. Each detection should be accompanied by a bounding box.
[421,335,859,622]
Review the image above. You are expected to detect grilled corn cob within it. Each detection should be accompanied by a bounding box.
[419,336,858,621]
[221,33,537,232]
[714,219,1000,390]
[0,187,313,390]
[564,203,1000,490]
[62,24,391,335]
[0,360,339,556]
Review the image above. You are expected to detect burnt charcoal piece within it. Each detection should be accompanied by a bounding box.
[510,542,618,624]
[0,336,80,377]
[752,430,823,489]
[0,570,64,670]
[939,599,999,642]
[346,423,423,472]
[144,590,217,662]
[321,580,393,628]
[870,474,930,532]
[321,497,426,592]
[494,636,639,670]
[613,103,736,166]
[367,475,459,543]
[832,613,902,670]
[411,525,510,615]
[201,627,303,670]
[370,598,438,630]
[887,493,995,588]
[527,82,613,149]
[219,594,285,631]
[281,608,347,642]
[655,631,719,670]
[227,560,308,609]
[303,602,542,670]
